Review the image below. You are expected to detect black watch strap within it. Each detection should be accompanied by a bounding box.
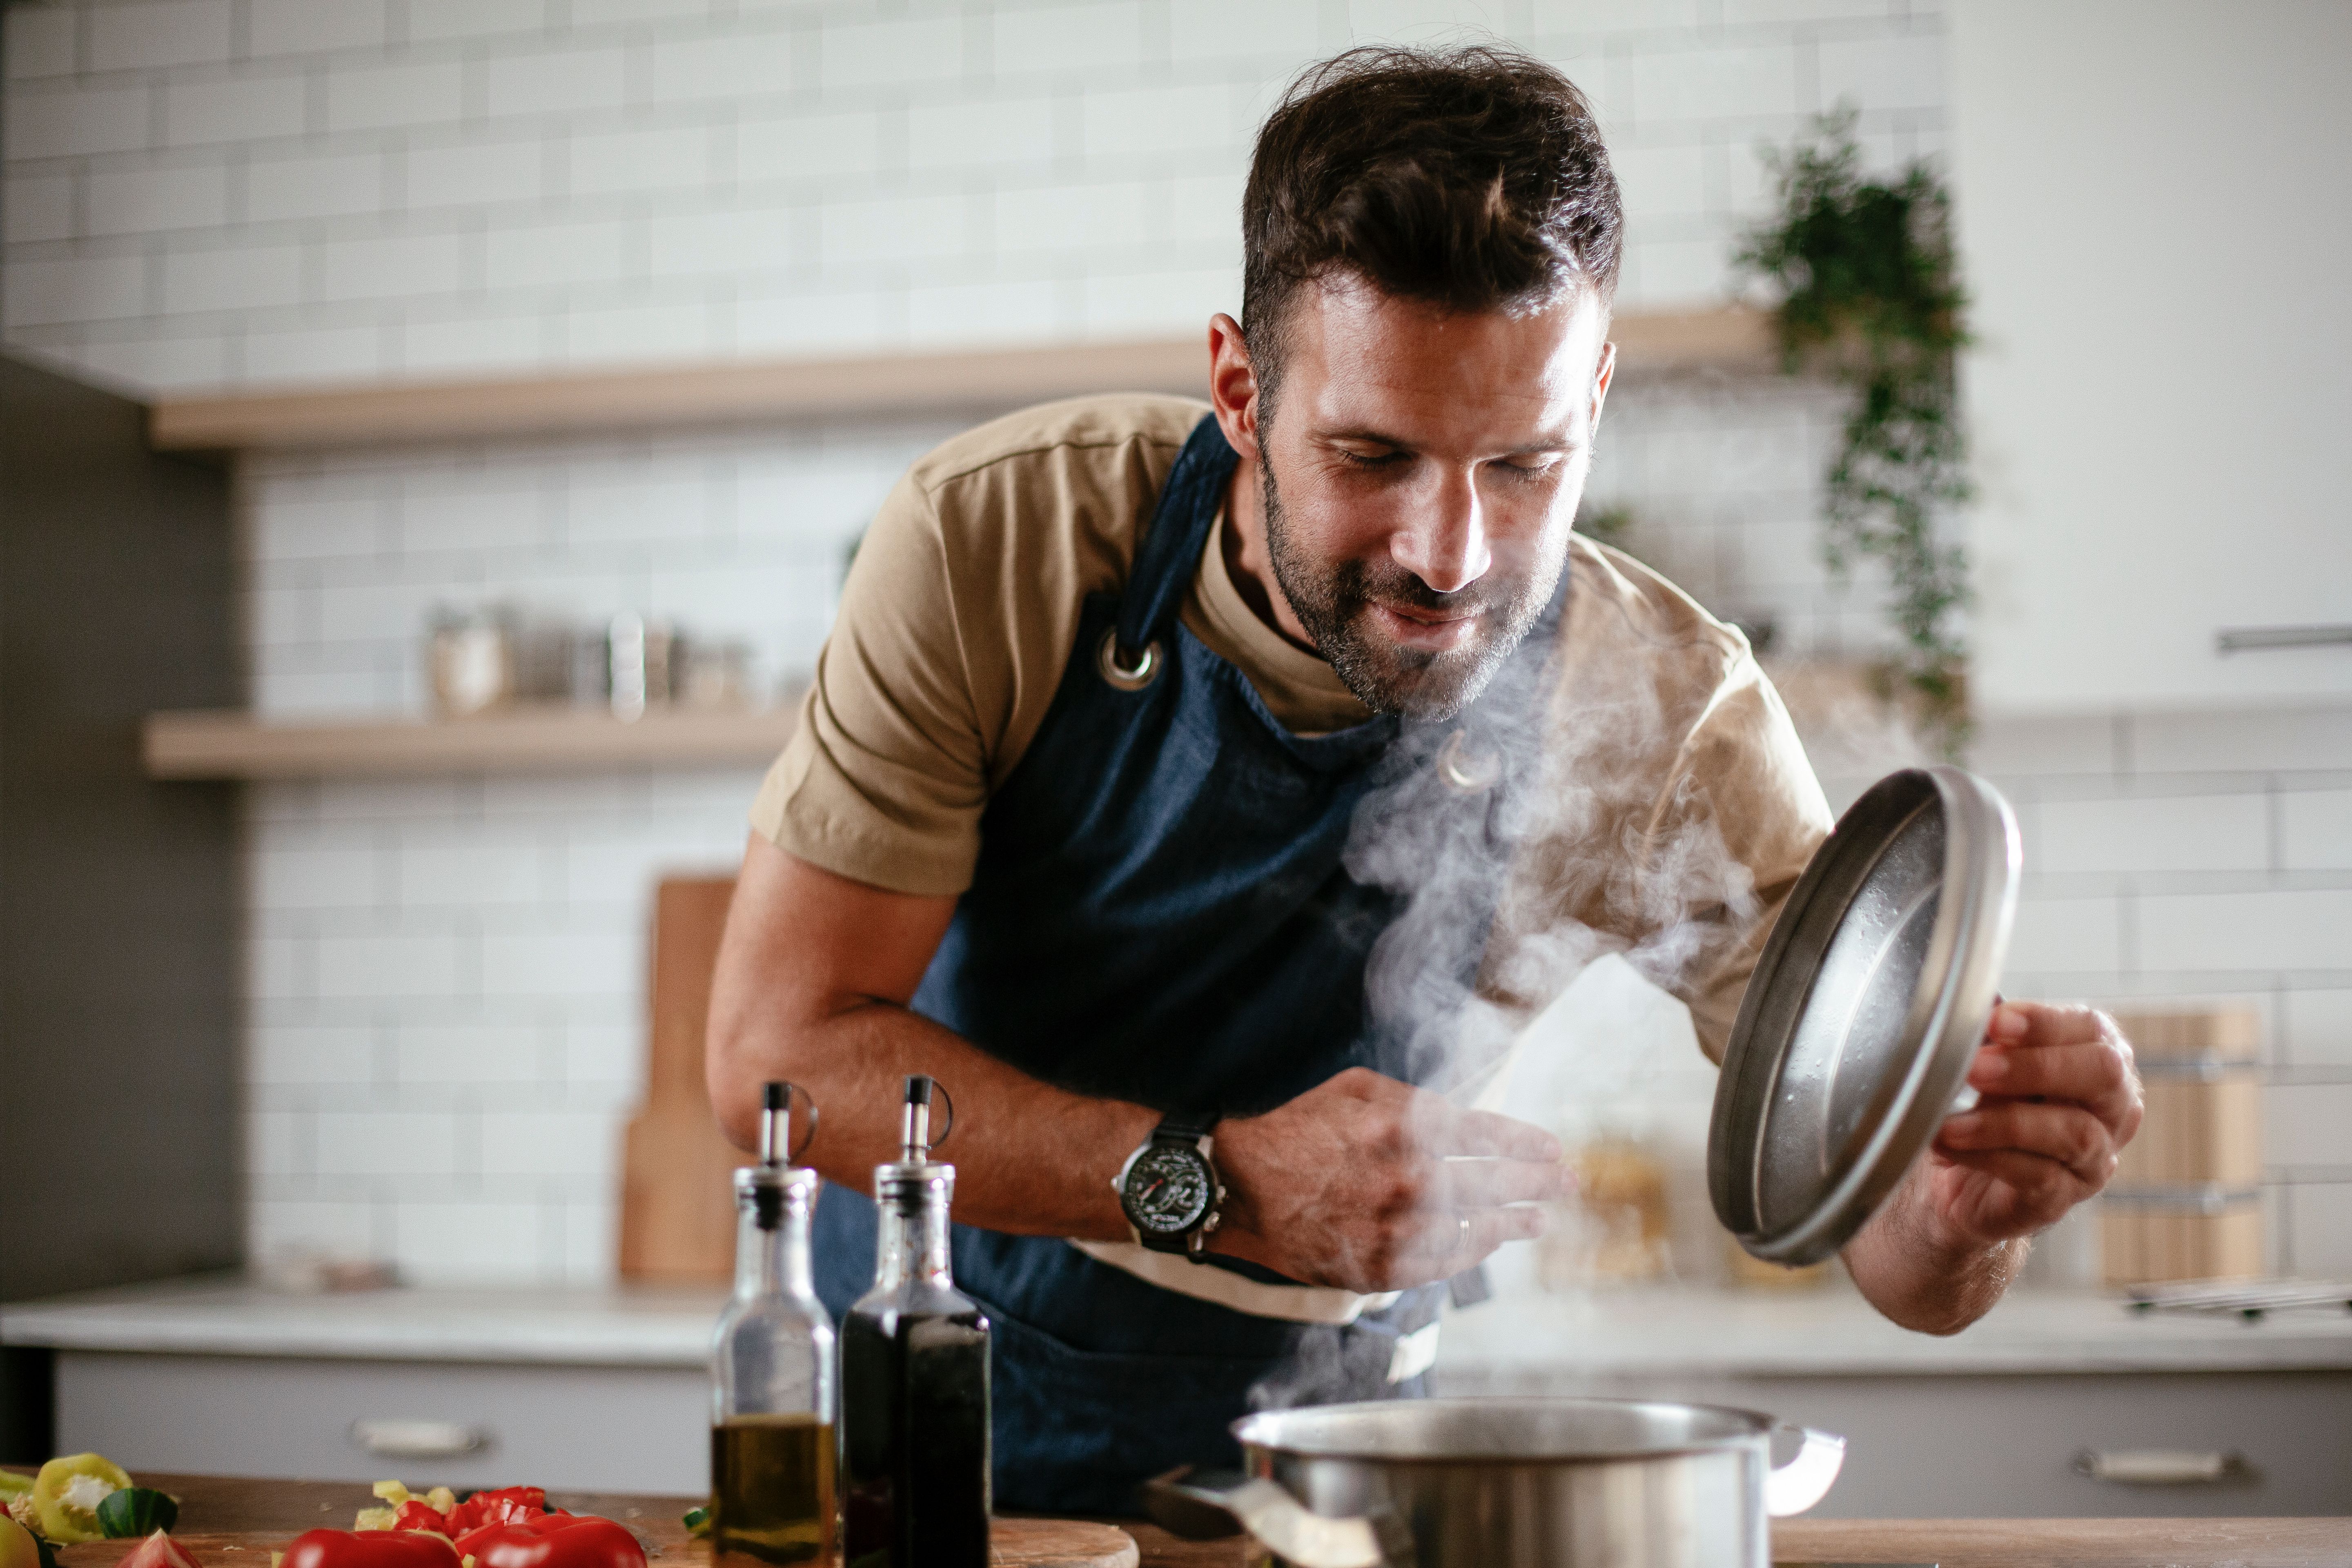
[1155,1110,1216,1145]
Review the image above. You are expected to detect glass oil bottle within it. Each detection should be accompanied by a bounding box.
[710,1082,835,1568]
[841,1076,991,1568]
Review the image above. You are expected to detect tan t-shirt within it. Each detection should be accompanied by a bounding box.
[751,393,1832,1066]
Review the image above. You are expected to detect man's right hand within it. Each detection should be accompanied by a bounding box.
[1211,1066,1570,1293]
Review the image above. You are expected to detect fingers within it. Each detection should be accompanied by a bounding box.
[1985,999,2123,1054]
[1968,1038,2140,1127]
[1323,1067,1564,1163]
[1939,1101,2118,1185]
[1935,1145,2095,1216]
[1418,1203,1547,1275]
[1435,1156,1575,1209]
[1428,1106,1564,1163]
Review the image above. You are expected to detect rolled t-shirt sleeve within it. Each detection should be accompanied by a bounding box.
[750,471,990,898]
[1662,655,1834,1064]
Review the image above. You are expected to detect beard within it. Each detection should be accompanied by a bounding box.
[1260,458,1563,722]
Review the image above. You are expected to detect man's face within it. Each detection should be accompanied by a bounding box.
[1252,277,1612,720]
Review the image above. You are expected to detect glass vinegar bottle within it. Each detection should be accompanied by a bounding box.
[841,1076,991,1568]
[710,1082,836,1568]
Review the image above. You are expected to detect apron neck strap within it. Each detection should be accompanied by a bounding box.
[1116,414,1238,655]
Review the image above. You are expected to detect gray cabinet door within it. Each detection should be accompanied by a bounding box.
[59,1352,709,1495]
[1451,1368,2352,1517]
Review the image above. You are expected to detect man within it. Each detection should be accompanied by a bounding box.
[707,46,2141,1512]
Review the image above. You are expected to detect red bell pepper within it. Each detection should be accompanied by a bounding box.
[452,1517,644,1568]
[281,1529,461,1568]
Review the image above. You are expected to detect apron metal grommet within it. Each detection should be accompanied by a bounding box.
[1097,629,1163,691]
[1436,728,1502,794]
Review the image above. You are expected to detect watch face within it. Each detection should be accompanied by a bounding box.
[1123,1143,1213,1235]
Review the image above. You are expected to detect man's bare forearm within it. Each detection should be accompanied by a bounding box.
[1842,1164,2023,1335]
[709,992,1156,1241]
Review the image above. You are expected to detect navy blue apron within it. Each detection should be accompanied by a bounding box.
[812,414,1563,1514]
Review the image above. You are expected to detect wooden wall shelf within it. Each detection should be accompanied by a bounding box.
[144,706,797,779]
[148,308,1775,454]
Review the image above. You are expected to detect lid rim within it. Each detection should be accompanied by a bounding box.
[1710,765,2020,1266]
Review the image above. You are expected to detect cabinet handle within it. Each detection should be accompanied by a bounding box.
[350,1419,490,1459]
[2214,624,2352,654]
[2073,1448,2239,1484]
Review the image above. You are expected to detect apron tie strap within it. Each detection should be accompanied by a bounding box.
[1114,414,1239,661]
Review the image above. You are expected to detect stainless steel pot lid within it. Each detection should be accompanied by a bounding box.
[1708,765,2020,1266]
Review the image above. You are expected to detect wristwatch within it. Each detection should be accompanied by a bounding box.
[1114,1112,1225,1261]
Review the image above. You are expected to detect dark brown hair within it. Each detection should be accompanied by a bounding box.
[1241,45,1623,403]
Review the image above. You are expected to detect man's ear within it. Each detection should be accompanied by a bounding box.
[1207,313,1262,462]
[1590,337,1617,427]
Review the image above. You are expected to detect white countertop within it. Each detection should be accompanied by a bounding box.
[0,1275,727,1366]
[1436,1281,2352,1383]
[7,1273,2350,1376]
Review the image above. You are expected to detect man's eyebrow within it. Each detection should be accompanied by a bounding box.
[1314,425,1580,453]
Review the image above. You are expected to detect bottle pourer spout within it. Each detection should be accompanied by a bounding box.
[760,1080,791,1169]
[900,1075,933,1163]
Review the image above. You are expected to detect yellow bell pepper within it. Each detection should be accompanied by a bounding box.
[31,1454,133,1544]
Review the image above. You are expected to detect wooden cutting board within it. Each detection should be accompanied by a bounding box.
[618,875,750,1283]
[57,1521,1139,1568]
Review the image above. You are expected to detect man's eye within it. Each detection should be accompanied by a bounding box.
[1333,447,1403,468]
[1498,455,1564,479]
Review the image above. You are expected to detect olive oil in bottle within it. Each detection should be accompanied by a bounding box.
[711,1413,833,1567]
[710,1083,836,1568]
[841,1076,991,1568]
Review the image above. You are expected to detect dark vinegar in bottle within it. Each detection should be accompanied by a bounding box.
[841,1076,991,1568]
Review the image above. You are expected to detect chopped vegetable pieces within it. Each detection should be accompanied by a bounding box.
[119,1532,200,1568]
[677,1510,707,1541]
[30,1454,132,1544]
[98,1490,181,1539]
[0,1476,29,1503]
[341,1483,640,1568]
[283,1530,461,1568]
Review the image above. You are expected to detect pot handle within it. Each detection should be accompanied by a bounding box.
[1143,1467,1386,1568]
[1762,1423,1846,1517]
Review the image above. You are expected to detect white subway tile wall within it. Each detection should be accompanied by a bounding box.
[2,0,1946,385]
[6,0,2343,1285]
[1978,707,2352,1278]
[234,420,949,1281]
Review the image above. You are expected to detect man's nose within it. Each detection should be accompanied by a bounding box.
[1390,466,1491,594]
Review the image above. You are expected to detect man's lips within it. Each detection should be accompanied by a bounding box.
[1369,599,1479,651]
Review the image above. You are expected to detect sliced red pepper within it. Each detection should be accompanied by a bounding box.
[282,1529,462,1568]
[441,1490,556,1535]
[388,1503,447,1535]
[452,1517,642,1568]
[118,1532,200,1568]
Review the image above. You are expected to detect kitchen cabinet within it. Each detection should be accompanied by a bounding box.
[16,1277,2352,1513]
[52,1352,707,1494]
[0,354,241,1458]
[1499,1368,2352,1519]
[1436,1284,2352,1517]
[1948,1,2352,712]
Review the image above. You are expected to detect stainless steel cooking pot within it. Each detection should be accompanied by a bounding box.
[1146,1396,1844,1568]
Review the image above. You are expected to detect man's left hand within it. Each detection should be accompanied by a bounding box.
[1926,1000,2144,1247]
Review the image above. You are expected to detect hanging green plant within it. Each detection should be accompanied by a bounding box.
[1737,107,1971,752]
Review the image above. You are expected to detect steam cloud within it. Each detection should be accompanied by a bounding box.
[1247,570,1778,1413]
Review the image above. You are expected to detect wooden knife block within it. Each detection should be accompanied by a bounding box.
[619,876,752,1283]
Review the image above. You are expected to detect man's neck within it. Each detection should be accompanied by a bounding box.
[1221,452,1321,657]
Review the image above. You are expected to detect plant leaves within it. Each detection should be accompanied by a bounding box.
[96,1490,179,1539]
